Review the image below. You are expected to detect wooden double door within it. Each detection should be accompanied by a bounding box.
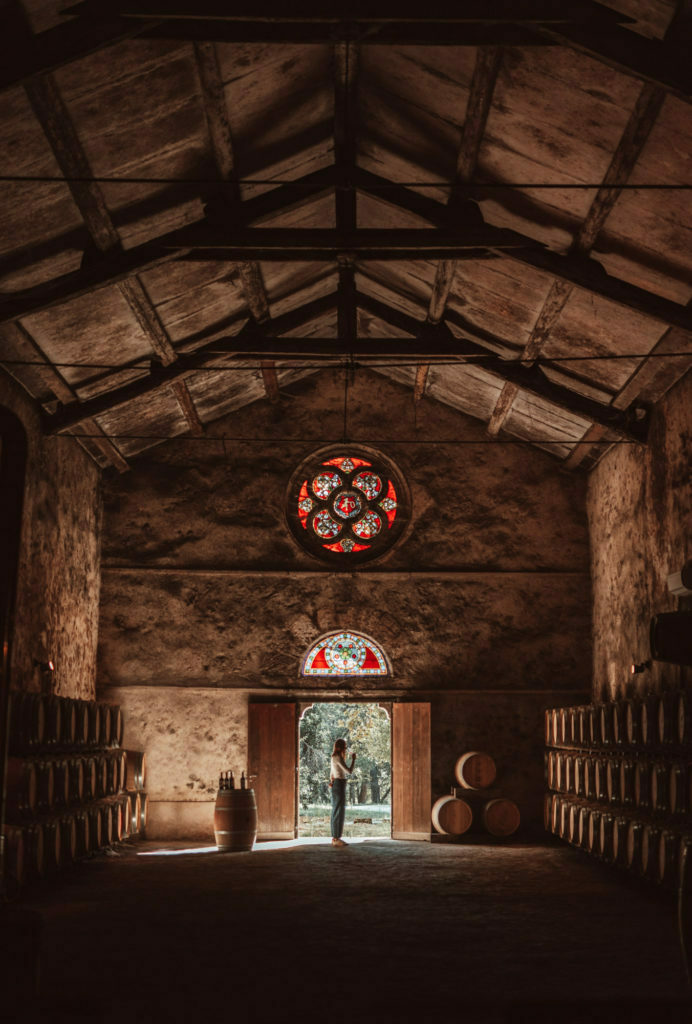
[248,701,431,841]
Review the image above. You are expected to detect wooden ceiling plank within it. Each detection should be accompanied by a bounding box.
[519,280,572,364]
[562,422,609,470]
[486,381,519,437]
[611,324,692,411]
[170,378,205,433]
[70,419,131,471]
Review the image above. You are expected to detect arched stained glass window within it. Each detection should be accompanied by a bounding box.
[287,446,409,565]
[302,632,390,676]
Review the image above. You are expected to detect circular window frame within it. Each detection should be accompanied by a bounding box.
[285,445,411,566]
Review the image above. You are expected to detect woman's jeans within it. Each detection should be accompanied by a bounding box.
[331,778,346,838]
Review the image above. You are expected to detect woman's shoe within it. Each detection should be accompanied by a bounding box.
[331,838,347,846]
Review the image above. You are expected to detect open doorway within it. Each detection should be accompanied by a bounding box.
[298,703,391,839]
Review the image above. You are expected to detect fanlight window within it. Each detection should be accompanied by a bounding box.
[288,447,407,565]
[302,632,390,676]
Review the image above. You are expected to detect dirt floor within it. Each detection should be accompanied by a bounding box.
[3,836,692,1024]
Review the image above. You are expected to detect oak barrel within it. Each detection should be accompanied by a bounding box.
[657,693,676,745]
[43,696,62,747]
[74,812,90,859]
[5,759,37,818]
[658,830,679,889]
[599,813,614,863]
[68,758,84,804]
[87,703,101,747]
[59,816,77,865]
[587,706,600,747]
[612,702,627,746]
[611,816,628,868]
[431,795,473,835]
[108,705,123,747]
[22,824,45,879]
[567,802,580,845]
[127,791,142,835]
[598,704,612,746]
[677,693,692,746]
[214,788,258,850]
[111,801,122,843]
[52,759,69,808]
[482,799,520,837]
[454,751,496,790]
[59,697,77,747]
[625,821,643,873]
[650,762,670,814]
[594,758,608,802]
[640,697,657,746]
[625,701,641,746]
[583,757,594,800]
[634,760,651,810]
[606,758,620,805]
[124,750,146,790]
[120,794,132,839]
[35,761,54,812]
[139,793,148,835]
[669,763,688,815]
[586,809,601,855]
[2,825,25,888]
[97,704,111,748]
[74,700,90,747]
[544,709,552,746]
[641,824,662,882]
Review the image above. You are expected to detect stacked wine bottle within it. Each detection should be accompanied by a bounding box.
[3,692,148,892]
[544,695,692,892]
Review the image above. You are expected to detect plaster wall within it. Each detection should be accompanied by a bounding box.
[98,370,591,837]
[587,371,691,701]
[1,372,102,699]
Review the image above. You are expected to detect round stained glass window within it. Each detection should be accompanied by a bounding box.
[287,446,409,564]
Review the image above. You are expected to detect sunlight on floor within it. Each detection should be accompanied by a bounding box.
[138,836,395,856]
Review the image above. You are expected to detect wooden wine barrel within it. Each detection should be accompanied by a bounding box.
[482,799,520,838]
[611,702,627,746]
[22,824,45,879]
[594,758,608,802]
[2,825,25,888]
[59,816,77,865]
[549,709,559,747]
[586,809,601,856]
[577,806,589,849]
[4,759,37,819]
[567,802,580,845]
[657,830,679,889]
[139,793,148,835]
[59,697,77,747]
[573,757,584,798]
[9,692,45,754]
[111,801,122,843]
[431,796,473,835]
[42,820,61,873]
[214,788,258,850]
[554,753,566,793]
[87,703,101,747]
[640,697,657,747]
[557,798,570,840]
[577,707,588,747]
[124,750,146,790]
[625,820,643,873]
[598,704,612,747]
[109,706,124,748]
[104,754,119,797]
[546,751,556,791]
[52,759,70,808]
[35,761,54,813]
[98,704,111,748]
[115,750,127,793]
[454,752,496,790]
[599,813,614,863]
[625,700,641,746]
[82,757,97,801]
[568,708,580,746]
[95,756,109,799]
[669,763,688,815]
[587,706,600,747]
[650,762,670,814]
[74,812,90,859]
[99,803,113,847]
[606,758,620,805]
[641,824,662,882]
[677,693,692,746]
[558,708,568,746]
[583,757,595,800]
[543,793,554,832]
[128,791,142,835]
[611,816,628,868]
[657,693,676,746]
[120,794,132,839]
[67,758,84,804]
[43,695,62,747]
[634,760,651,810]
[619,759,636,807]
[544,709,552,746]
[564,755,574,795]
[74,700,90,747]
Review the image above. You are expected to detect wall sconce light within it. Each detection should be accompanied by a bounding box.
[630,659,651,675]
[33,658,55,674]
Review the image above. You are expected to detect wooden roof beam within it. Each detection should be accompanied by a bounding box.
[486,382,519,437]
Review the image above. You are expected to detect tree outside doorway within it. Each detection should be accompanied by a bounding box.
[299,703,391,838]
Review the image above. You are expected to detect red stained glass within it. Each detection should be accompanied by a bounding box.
[312,510,341,539]
[362,646,383,671]
[323,457,371,470]
[312,471,341,499]
[310,647,329,671]
[298,480,311,529]
[323,540,370,553]
[381,479,398,528]
[353,472,382,499]
[353,511,382,539]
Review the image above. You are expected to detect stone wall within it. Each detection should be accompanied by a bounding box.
[1,371,102,700]
[98,369,592,837]
[587,370,691,701]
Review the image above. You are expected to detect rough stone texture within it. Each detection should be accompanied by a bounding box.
[588,371,691,701]
[0,372,101,699]
[101,369,590,573]
[109,685,247,838]
[12,839,691,1022]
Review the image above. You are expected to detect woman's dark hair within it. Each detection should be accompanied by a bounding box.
[332,738,347,757]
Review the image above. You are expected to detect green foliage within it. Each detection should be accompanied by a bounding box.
[299,703,391,808]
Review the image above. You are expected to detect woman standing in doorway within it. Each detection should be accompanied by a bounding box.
[330,738,356,847]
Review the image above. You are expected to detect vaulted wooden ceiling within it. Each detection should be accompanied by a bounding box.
[1,0,690,473]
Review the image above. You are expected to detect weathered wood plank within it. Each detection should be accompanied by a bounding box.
[562,422,609,469]
[170,377,205,433]
[487,381,519,436]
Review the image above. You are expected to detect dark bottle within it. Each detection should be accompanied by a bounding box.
[218,771,224,790]
[229,771,235,790]
[240,772,246,790]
